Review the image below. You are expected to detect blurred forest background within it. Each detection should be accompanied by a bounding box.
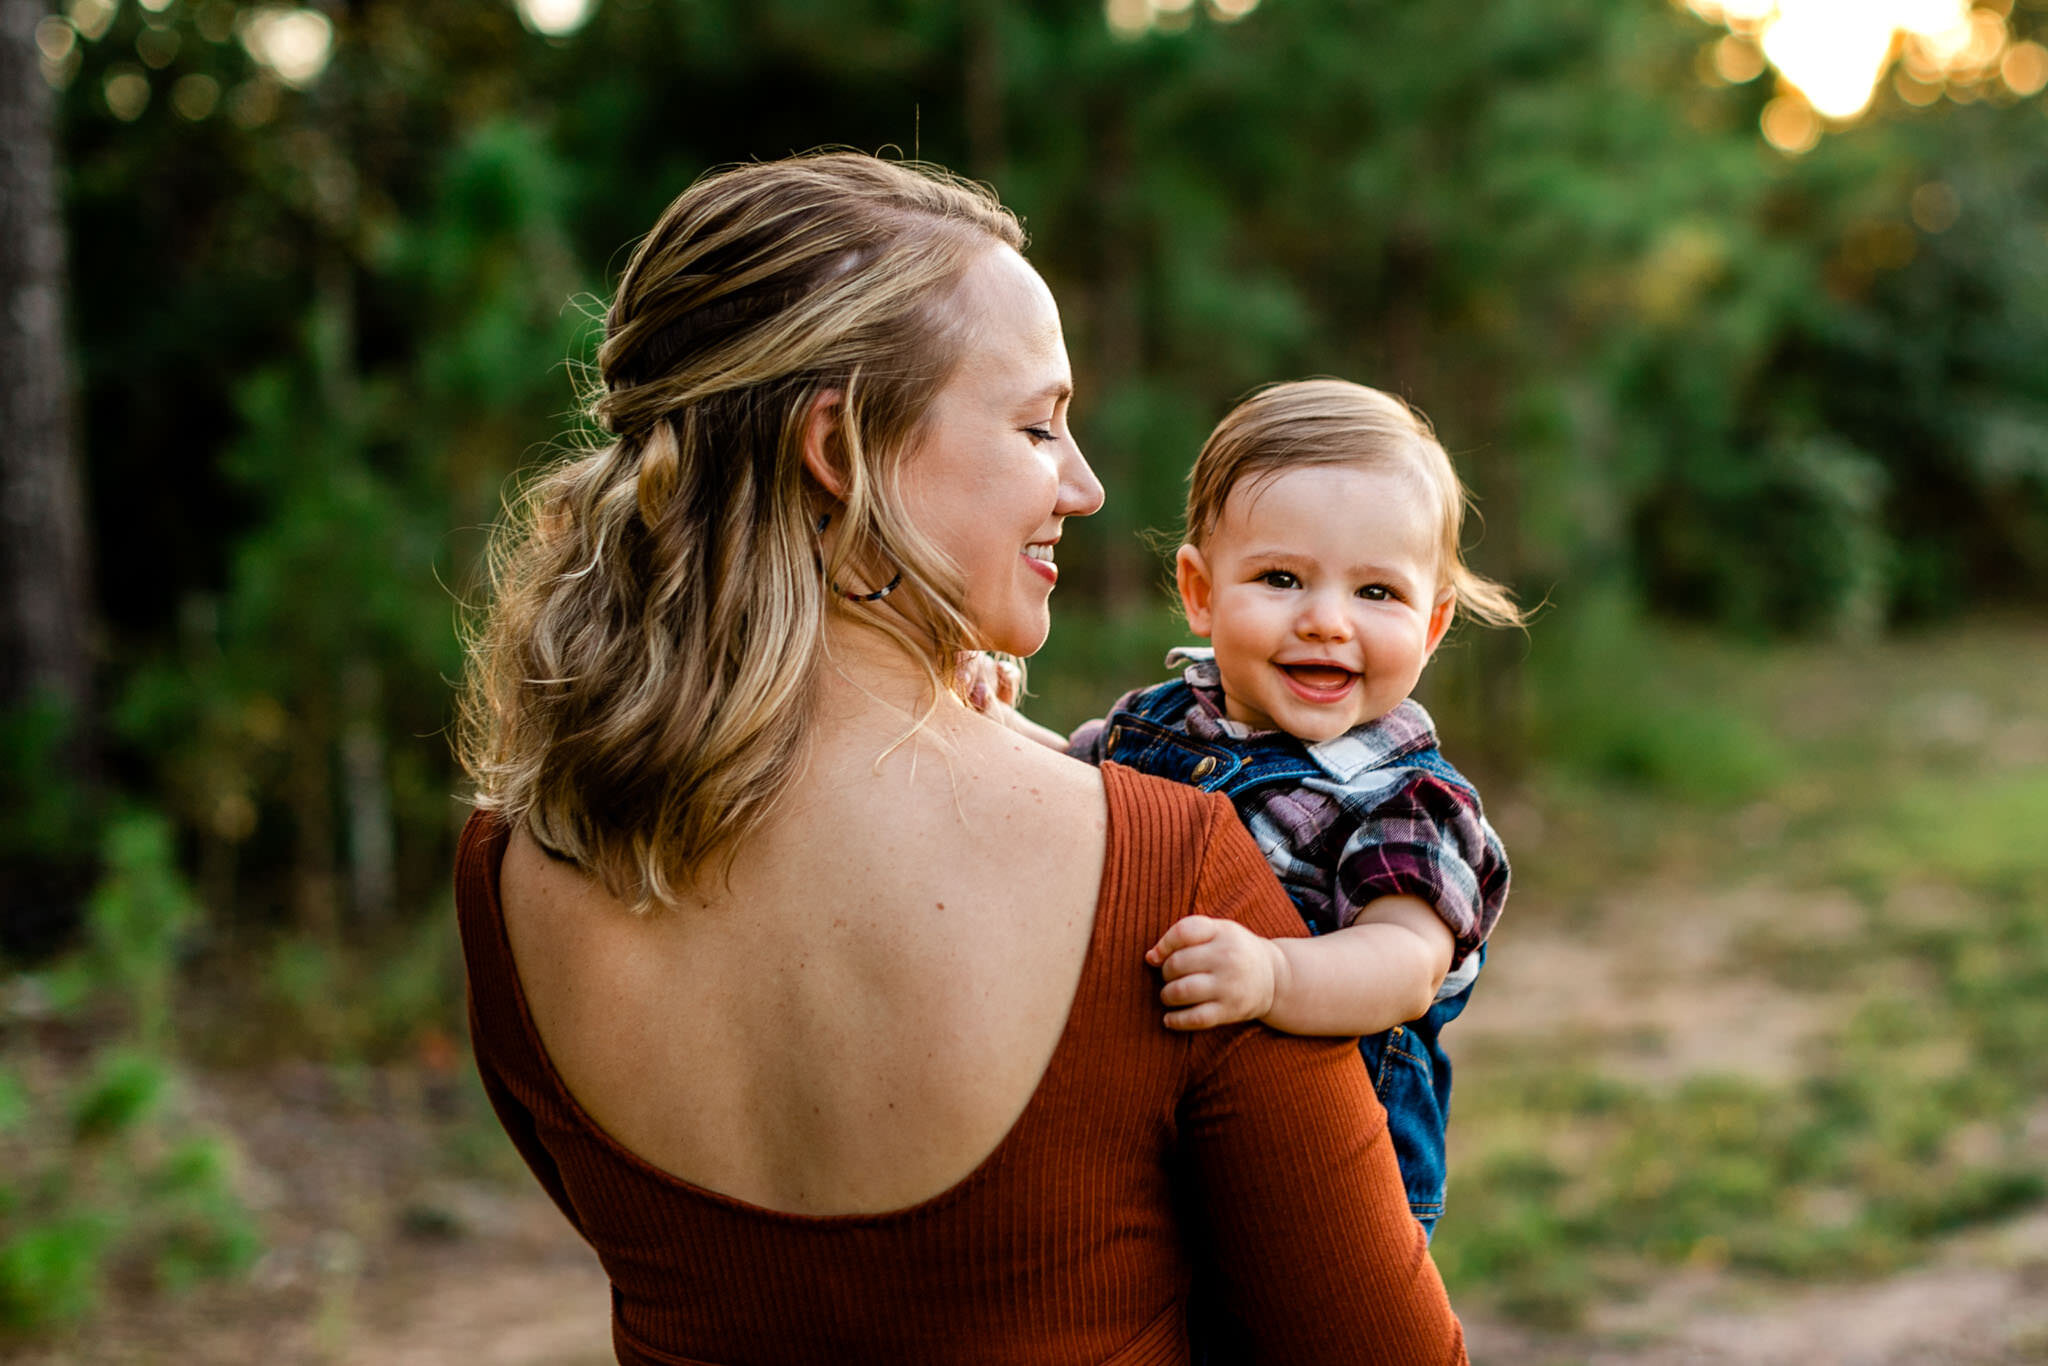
[3,0,2047,1360]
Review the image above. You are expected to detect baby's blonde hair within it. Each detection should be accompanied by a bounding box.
[1183,379,1524,629]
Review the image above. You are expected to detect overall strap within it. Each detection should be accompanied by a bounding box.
[1102,682,1324,803]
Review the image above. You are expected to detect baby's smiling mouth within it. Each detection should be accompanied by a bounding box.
[1279,664,1358,691]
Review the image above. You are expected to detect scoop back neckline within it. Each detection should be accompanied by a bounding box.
[469,762,1137,1226]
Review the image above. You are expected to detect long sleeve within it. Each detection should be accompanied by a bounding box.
[1330,772,1508,977]
[1179,801,1467,1365]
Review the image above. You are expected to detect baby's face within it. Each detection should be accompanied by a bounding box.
[1177,462,1453,743]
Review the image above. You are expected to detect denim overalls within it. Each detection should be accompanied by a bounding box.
[1097,678,1482,1235]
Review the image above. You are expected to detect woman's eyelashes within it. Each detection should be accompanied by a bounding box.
[1022,424,1056,444]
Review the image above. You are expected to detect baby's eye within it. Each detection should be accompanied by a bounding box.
[1258,570,1300,589]
[1022,425,1056,445]
[1357,583,1396,601]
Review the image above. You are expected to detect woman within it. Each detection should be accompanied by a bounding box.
[455,153,1464,1364]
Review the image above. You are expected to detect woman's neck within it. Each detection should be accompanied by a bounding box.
[811,616,978,750]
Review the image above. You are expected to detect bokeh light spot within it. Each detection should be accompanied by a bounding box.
[65,0,114,42]
[137,26,181,69]
[35,16,76,62]
[1910,181,1960,233]
[1761,92,1822,152]
[40,41,84,89]
[229,77,281,129]
[517,0,598,37]
[1106,0,1150,37]
[1957,8,2008,74]
[103,66,151,121]
[2000,39,2048,96]
[172,73,221,121]
[238,7,335,89]
[1893,66,1944,104]
[1714,34,1768,82]
[197,1,238,43]
[1209,0,1260,20]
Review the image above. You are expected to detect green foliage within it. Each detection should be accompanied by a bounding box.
[0,694,97,869]
[1523,596,1784,805]
[37,0,2048,953]
[78,814,202,1046]
[0,1069,25,1135]
[0,1217,111,1332]
[144,1139,263,1293]
[1638,434,1894,635]
[69,1051,169,1143]
[0,806,258,1339]
[0,1047,258,1335]
[226,911,466,1065]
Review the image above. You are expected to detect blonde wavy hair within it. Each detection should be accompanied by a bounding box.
[457,153,1025,909]
[1183,379,1525,629]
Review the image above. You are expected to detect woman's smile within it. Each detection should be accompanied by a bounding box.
[1023,540,1059,583]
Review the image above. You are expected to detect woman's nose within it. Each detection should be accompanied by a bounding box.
[1056,437,1106,518]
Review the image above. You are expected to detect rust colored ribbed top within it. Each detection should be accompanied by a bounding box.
[457,763,1465,1366]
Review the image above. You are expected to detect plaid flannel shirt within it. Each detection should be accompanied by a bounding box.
[1069,648,1507,1000]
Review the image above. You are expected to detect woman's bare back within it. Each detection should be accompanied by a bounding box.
[498,712,1108,1216]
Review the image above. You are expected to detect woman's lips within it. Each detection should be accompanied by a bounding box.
[1022,545,1057,583]
[1279,663,1357,702]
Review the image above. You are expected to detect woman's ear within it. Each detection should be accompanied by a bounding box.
[800,389,849,501]
[1176,544,1216,637]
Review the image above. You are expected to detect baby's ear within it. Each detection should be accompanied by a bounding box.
[1422,588,1455,659]
[1175,544,1215,637]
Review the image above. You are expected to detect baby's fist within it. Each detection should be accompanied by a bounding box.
[1145,915,1284,1030]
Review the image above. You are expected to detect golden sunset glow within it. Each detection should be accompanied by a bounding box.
[1107,0,1262,38]
[1686,0,2038,147]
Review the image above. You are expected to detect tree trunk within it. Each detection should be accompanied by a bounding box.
[1,0,98,958]
[0,0,93,724]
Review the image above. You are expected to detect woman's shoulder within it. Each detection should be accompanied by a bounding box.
[1097,763,1307,944]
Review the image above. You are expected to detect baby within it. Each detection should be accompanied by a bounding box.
[1003,378,1521,1237]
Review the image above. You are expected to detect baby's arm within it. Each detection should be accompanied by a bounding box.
[1152,770,1504,1035]
[1146,897,1452,1035]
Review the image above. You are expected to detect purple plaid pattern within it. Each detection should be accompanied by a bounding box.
[1071,649,1507,996]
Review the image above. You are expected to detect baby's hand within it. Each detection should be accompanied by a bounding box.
[1145,915,1286,1030]
[955,651,1069,751]
[954,651,1022,713]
